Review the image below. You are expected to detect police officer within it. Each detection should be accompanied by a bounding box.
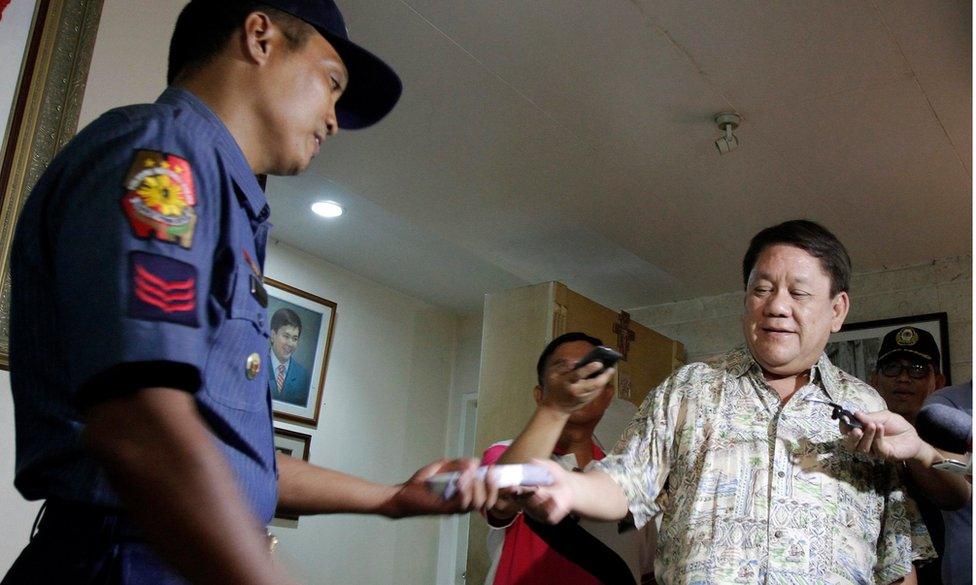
[870,326,958,585]
[871,326,946,424]
[4,2,485,584]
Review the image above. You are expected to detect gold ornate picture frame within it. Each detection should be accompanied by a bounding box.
[0,0,104,369]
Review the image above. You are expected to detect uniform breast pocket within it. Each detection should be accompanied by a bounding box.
[203,270,270,412]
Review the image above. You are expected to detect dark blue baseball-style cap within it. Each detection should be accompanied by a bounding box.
[261,0,403,129]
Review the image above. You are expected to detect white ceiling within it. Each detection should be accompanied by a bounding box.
[266,0,972,314]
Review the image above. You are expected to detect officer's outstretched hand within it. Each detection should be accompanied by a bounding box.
[386,458,485,518]
[841,409,924,462]
[540,361,615,414]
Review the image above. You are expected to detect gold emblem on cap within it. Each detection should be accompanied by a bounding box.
[246,352,261,380]
[896,327,919,346]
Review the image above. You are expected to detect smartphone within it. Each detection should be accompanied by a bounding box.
[574,345,623,379]
[425,464,553,499]
[932,458,971,475]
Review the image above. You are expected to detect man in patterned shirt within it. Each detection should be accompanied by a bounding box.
[513,220,939,584]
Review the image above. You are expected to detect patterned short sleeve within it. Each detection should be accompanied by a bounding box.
[596,366,695,528]
[873,464,936,584]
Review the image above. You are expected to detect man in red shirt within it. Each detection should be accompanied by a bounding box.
[482,332,652,584]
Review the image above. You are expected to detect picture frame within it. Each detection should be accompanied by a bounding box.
[0,0,104,369]
[826,312,951,385]
[273,426,312,461]
[265,277,337,426]
[272,426,312,522]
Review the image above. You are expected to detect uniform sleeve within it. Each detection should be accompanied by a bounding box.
[49,113,219,408]
[595,368,688,529]
[873,465,937,584]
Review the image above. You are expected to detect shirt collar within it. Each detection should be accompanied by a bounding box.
[552,441,605,462]
[811,352,842,400]
[727,346,757,378]
[269,351,289,373]
[156,87,269,221]
[729,345,841,395]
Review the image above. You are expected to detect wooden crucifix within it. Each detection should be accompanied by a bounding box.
[613,310,636,361]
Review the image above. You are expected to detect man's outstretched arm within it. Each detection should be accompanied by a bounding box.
[275,454,485,518]
[517,460,630,524]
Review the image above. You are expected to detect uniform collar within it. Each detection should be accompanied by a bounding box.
[156,87,270,221]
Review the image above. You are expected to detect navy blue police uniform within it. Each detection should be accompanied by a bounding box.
[4,87,277,584]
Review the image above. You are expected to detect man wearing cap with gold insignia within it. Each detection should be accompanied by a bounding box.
[4,2,485,584]
[871,326,964,584]
[872,327,946,424]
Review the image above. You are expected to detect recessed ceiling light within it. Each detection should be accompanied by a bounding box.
[311,200,344,218]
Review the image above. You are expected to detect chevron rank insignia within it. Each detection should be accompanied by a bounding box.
[128,251,199,327]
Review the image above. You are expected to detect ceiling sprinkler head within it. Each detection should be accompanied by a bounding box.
[714,112,741,155]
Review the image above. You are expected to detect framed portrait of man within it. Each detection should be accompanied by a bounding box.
[265,277,337,426]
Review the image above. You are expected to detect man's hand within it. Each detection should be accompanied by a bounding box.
[483,467,519,522]
[385,458,486,518]
[518,459,577,524]
[495,461,630,524]
[540,361,615,414]
[841,409,972,510]
[482,465,544,525]
[842,410,924,462]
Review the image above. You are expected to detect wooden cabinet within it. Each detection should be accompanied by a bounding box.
[553,284,685,407]
[466,281,684,584]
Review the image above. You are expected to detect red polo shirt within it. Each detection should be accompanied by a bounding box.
[482,441,608,585]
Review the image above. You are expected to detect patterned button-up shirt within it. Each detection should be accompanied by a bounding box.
[597,347,934,585]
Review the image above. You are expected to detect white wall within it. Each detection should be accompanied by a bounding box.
[0,373,43,571]
[630,255,972,383]
[77,0,176,127]
[264,241,460,585]
[0,0,40,151]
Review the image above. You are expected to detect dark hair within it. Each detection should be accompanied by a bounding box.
[270,308,302,335]
[536,332,603,387]
[167,1,314,85]
[742,219,852,296]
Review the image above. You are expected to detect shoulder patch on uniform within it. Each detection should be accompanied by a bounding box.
[121,150,197,249]
[129,251,199,327]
